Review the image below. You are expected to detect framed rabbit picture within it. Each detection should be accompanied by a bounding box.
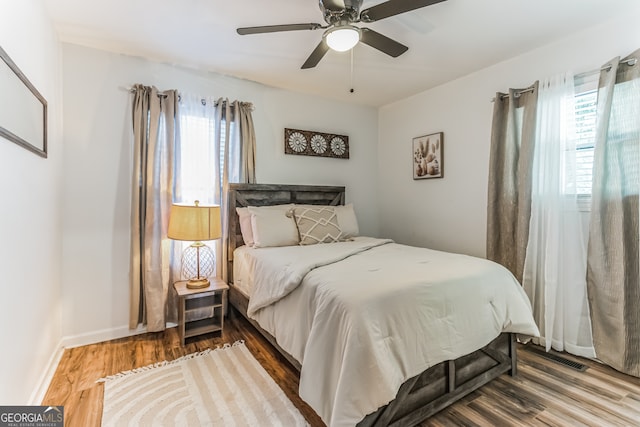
[413,132,443,180]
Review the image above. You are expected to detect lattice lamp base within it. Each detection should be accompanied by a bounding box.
[181,243,215,289]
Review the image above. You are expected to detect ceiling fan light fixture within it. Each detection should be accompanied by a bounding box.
[324,26,360,52]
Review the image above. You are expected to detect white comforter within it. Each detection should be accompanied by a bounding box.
[243,237,539,427]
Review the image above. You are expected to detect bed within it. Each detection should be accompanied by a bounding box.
[226,183,539,427]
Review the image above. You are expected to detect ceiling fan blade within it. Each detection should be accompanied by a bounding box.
[301,40,330,69]
[237,23,323,35]
[360,28,408,57]
[360,0,447,22]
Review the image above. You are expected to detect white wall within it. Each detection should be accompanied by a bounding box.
[378,8,640,257]
[0,2,63,404]
[60,43,379,343]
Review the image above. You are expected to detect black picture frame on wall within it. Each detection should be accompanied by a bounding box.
[0,45,47,158]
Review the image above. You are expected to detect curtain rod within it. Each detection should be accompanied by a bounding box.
[127,87,168,98]
[125,87,254,109]
[492,56,638,102]
[492,86,535,102]
[575,57,637,79]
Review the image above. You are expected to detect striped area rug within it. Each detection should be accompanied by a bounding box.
[99,341,308,426]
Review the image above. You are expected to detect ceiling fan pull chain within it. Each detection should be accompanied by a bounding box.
[350,48,355,93]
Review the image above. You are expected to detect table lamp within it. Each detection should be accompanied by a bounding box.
[168,201,221,289]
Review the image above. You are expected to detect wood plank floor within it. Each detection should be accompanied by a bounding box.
[43,314,640,426]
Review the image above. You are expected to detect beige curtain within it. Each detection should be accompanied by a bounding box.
[237,101,257,184]
[587,49,640,376]
[486,83,539,282]
[213,99,256,283]
[129,84,179,331]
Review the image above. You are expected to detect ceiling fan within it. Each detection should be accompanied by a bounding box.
[236,0,447,69]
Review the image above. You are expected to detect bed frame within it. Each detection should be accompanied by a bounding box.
[226,183,517,427]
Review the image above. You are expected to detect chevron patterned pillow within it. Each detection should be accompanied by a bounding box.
[290,206,343,245]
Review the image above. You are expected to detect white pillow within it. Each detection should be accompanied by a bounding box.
[235,207,254,246]
[236,204,293,247]
[334,204,359,238]
[249,206,299,248]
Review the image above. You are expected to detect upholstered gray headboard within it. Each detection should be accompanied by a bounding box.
[226,183,346,282]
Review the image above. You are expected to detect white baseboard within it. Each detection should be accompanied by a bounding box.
[62,322,178,349]
[61,324,150,349]
[61,322,178,349]
[29,340,64,405]
[31,322,178,404]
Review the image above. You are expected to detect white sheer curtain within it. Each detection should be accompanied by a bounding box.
[175,94,222,206]
[174,94,236,279]
[522,72,596,357]
[175,94,257,280]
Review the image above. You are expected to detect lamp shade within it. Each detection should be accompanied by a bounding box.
[325,26,360,52]
[167,202,221,241]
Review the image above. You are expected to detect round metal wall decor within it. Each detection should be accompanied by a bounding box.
[284,128,349,159]
[288,131,307,152]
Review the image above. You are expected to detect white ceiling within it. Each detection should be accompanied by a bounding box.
[44,0,636,107]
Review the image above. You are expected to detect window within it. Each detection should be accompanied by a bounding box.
[573,88,598,196]
[174,96,238,275]
[561,76,598,211]
[568,76,640,204]
[177,113,218,205]
[175,98,234,206]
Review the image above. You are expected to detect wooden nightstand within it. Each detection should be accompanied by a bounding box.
[174,278,229,345]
